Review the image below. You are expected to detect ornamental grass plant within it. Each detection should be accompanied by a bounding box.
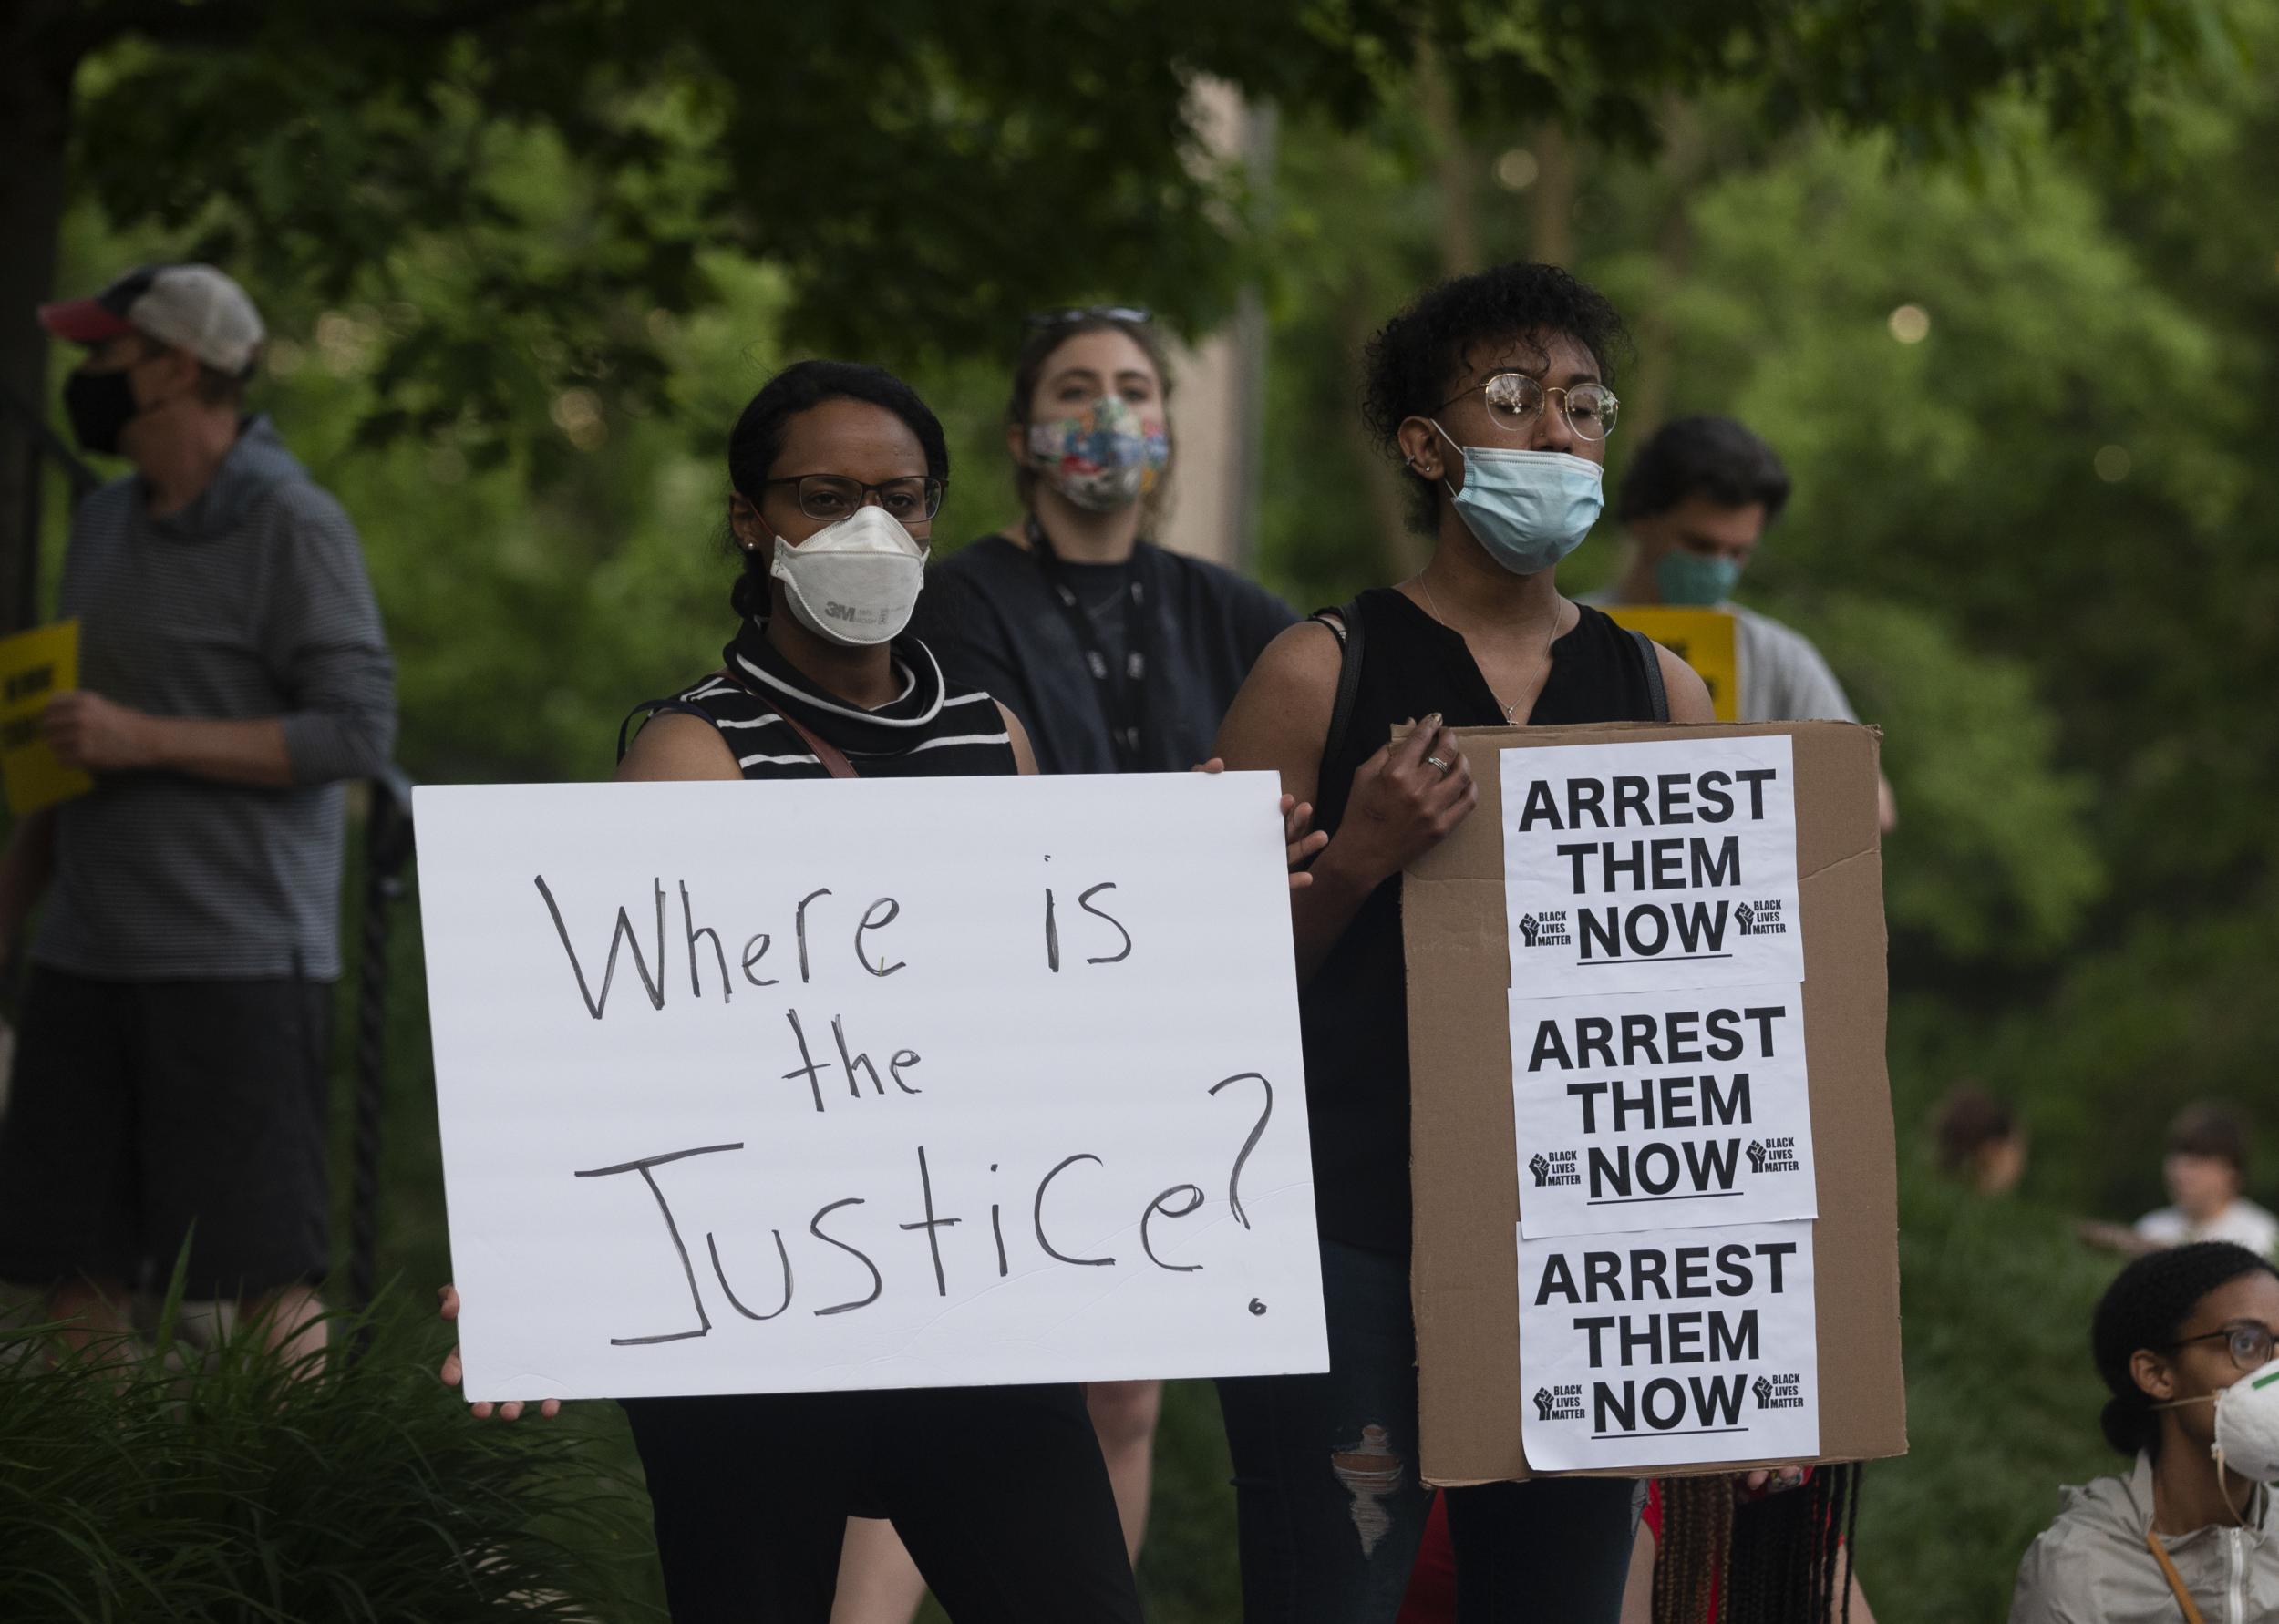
[0,1268,660,1623]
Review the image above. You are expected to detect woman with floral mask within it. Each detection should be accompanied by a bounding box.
[909,307,1296,776]
[2011,1240,2279,1623]
[1210,262,1712,1622]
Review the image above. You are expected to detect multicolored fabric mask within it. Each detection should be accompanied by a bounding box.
[1027,396,1170,513]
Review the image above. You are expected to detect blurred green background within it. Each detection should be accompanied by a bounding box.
[10,2,2279,1618]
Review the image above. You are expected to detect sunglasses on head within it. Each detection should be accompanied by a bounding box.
[1025,304,1153,331]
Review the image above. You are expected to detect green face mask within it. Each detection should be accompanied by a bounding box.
[1655,550,1741,607]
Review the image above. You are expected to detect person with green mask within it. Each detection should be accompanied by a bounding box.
[1594,415,1896,832]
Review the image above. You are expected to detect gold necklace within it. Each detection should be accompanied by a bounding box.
[1416,576,1564,725]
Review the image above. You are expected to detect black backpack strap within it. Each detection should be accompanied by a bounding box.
[1312,595,1367,775]
[1628,627,1672,723]
[617,697,717,764]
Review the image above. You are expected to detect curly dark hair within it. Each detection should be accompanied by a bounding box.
[1360,262,1632,535]
[725,359,949,619]
[2092,1240,2277,1457]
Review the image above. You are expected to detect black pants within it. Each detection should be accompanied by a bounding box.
[1215,1242,1635,1621]
[0,965,333,1297]
[622,1382,1143,1623]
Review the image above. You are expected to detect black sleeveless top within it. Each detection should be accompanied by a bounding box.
[626,618,1019,781]
[1305,590,1661,1256]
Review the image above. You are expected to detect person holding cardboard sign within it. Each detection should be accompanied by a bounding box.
[1212,262,1712,1621]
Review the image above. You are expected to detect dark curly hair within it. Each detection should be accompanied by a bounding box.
[1616,415,1792,529]
[725,360,949,619]
[2092,1240,2277,1457]
[1360,262,1631,535]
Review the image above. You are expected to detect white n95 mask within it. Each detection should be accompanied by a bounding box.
[2212,1362,2279,1484]
[769,504,927,647]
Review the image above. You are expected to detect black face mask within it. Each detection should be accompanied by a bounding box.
[63,365,139,457]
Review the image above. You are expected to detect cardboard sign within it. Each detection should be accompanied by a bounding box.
[1502,734,1804,996]
[1519,1219,1820,1470]
[1406,722,1902,1482]
[0,621,92,816]
[1601,606,1739,721]
[1511,984,1815,1237]
[417,774,1326,1403]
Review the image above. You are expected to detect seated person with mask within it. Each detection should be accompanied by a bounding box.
[2011,1241,2279,1622]
[1593,414,1896,831]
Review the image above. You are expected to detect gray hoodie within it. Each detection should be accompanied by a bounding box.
[2009,1454,2279,1623]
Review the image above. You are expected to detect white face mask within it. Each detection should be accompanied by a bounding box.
[2159,1357,2279,1519]
[768,504,928,647]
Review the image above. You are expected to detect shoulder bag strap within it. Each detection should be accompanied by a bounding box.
[1629,626,1672,724]
[2144,1527,2209,1624]
[776,710,860,780]
[1314,594,1367,773]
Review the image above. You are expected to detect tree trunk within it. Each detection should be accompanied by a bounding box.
[0,4,80,633]
[1529,122,1576,269]
[1418,50,1480,276]
[1623,99,1706,444]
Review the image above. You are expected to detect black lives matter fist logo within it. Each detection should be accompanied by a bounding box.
[1746,1140,1769,1173]
[1534,1386,1557,1421]
[1530,1153,1552,1187]
[1753,1375,1775,1409]
[1519,914,1542,947]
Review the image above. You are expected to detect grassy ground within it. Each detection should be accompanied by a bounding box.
[338,872,2129,1623]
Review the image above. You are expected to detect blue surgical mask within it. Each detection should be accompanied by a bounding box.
[1655,550,1742,607]
[1431,425,1603,576]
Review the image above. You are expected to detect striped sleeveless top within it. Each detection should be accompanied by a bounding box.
[624,616,1018,781]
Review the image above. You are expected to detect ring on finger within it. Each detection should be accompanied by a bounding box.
[1425,753,1454,776]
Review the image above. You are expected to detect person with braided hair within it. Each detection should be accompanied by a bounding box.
[1633,1469,1872,1624]
[2010,1240,2279,1622]
[1396,1467,1872,1624]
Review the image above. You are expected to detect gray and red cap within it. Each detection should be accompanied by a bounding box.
[39,263,265,377]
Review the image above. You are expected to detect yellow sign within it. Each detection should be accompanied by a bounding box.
[0,620,94,816]
[1601,604,1740,722]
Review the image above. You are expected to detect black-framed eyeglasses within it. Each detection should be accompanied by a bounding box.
[1025,304,1153,331]
[2166,1321,2279,1372]
[1433,371,1621,442]
[758,474,944,522]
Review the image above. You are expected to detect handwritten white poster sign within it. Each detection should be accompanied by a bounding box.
[1511,984,1816,1238]
[417,775,1326,1403]
[1501,735,1804,996]
[1518,1219,1820,1470]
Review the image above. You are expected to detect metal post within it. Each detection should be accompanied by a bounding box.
[349,767,416,1329]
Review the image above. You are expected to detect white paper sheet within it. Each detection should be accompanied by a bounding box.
[1518,1219,1820,1470]
[416,774,1325,1403]
[1500,735,1805,996]
[1511,984,1816,1238]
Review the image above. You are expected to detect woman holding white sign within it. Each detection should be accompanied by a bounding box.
[1212,262,1713,1621]
[442,361,1149,1624]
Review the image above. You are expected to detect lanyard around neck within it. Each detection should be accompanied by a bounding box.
[1026,516,1150,771]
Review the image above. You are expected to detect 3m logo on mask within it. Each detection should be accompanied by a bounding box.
[1752,1372,1805,1411]
[1517,910,1572,949]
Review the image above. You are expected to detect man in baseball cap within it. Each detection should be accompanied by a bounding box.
[0,264,395,1361]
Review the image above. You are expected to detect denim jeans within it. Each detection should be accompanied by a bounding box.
[1216,1241,1636,1622]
